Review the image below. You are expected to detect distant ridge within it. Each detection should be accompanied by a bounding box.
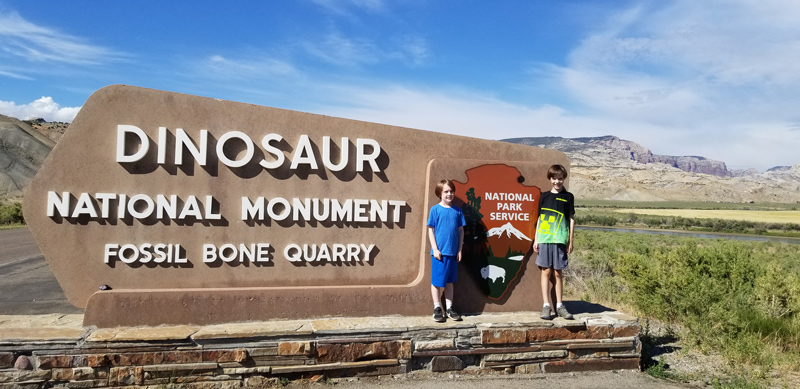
[504,135,733,177]
[502,135,800,203]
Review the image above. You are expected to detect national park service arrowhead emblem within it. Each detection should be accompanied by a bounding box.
[455,164,540,300]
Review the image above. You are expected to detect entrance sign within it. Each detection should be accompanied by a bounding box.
[23,85,569,326]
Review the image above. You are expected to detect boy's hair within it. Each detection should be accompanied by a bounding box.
[435,179,456,198]
[547,164,568,179]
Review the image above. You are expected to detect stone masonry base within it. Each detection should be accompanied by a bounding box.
[0,311,639,388]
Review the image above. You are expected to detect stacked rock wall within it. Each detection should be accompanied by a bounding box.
[0,312,639,388]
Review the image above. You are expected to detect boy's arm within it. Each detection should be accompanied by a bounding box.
[428,226,442,260]
[532,219,540,253]
[567,194,576,254]
[567,216,575,254]
[457,226,464,262]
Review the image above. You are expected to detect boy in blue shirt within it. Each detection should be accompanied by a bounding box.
[427,179,465,322]
[532,165,576,320]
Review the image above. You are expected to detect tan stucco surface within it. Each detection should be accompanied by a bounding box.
[23,85,569,326]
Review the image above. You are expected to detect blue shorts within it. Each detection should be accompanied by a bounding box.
[431,254,458,287]
[535,243,569,270]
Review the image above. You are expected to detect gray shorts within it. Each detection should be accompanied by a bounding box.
[535,243,568,270]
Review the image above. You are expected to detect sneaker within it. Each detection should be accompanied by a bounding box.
[556,305,574,320]
[446,308,462,321]
[433,307,445,322]
[540,305,553,320]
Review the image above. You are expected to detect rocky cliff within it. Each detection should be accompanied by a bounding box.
[507,135,732,177]
[503,136,800,203]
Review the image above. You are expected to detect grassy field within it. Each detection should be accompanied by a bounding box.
[611,209,800,224]
[573,200,800,237]
[577,199,799,211]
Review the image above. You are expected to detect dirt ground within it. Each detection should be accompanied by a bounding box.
[638,320,800,389]
[286,369,696,389]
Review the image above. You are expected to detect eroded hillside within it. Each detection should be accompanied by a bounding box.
[0,115,58,199]
[504,136,800,203]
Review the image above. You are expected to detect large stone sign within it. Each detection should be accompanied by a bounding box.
[23,85,570,327]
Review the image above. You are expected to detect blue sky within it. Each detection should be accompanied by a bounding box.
[1,1,799,172]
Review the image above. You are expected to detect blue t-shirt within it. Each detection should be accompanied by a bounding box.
[427,203,466,256]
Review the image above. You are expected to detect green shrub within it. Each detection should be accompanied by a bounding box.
[569,230,800,375]
[575,213,617,226]
[0,201,24,225]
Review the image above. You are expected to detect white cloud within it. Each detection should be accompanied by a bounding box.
[0,97,80,122]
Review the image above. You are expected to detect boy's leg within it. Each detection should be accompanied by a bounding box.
[539,266,554,319]
[431,285,443,306]
[553,269,573,319]
[431,253,446,322]
[443,283,461,320]
[554,269,564,305]
[443,283,454,306]
[540,267,552,307]
[431,285,445,322]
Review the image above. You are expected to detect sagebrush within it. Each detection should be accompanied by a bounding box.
[568,230,800,374]
[0,201,24,225]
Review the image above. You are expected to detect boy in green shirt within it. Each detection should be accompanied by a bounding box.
[532,165,575,320]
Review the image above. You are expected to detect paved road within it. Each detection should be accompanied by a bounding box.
[0,228,82,314]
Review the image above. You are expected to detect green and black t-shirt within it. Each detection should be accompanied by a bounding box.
[535,189,575,245]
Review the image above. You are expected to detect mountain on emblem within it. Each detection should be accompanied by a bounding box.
[487,222,532,241]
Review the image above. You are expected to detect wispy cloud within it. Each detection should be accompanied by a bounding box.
[201,54,299,81]
[0,11,126,67]
[303,33,383,67]
[311,0,386,16]
[392,35,429,67]
[0,68,33,80]
[303,32,429,67]
[564,0,800,115]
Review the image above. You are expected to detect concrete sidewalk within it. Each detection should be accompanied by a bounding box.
[1,310,637,343]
